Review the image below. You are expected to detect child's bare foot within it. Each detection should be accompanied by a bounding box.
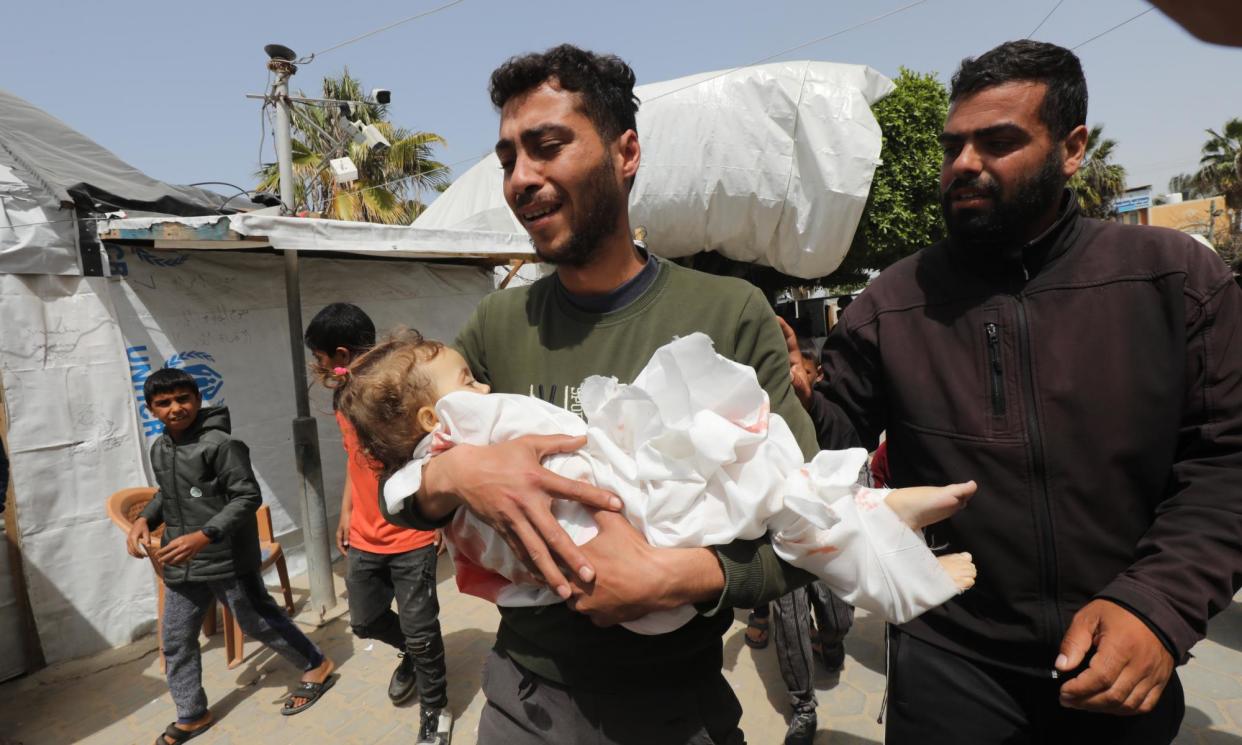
[884,481,976,531]
[939,552,976,592]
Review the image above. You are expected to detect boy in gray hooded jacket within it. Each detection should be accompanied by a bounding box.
[126,368,335,744]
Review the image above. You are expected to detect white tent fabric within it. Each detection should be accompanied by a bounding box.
[416,60,893,279]
[102,213,535,260]
[1,249,493,667]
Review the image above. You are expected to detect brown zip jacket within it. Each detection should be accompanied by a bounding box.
[823,193,1242,674]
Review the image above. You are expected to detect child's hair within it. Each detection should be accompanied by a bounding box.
[143,368,200,405]
[335,328,445,476]
[798,337,818,363]
[305,302,376,356]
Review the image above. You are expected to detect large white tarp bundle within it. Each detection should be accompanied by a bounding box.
[416,60,894,279]
[1,247,492,665]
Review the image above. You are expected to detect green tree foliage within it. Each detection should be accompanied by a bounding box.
[1194,117,1242,211]
[1069,125,1127,219]
[830,67,949,286]
[257,70,450,224]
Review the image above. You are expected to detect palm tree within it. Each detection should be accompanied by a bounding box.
[1069,125,1126,219]
[1193,117,1242,212]
[256,70,450,223]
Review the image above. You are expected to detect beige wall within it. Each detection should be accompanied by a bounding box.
[1149,196,1230,238]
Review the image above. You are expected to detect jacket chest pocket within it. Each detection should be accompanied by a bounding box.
[980,308,1021,440]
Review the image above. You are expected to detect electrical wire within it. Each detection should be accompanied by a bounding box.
[644,0,929,105]
[302,0,466,63]
[1027,0,1064,38]
[1072,7,1155,50]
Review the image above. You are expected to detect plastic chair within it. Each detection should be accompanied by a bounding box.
[106,487,296,670]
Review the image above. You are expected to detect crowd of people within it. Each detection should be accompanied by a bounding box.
[123,36,1242,745]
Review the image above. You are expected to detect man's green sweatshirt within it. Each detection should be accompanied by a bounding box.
[388,257,817,691]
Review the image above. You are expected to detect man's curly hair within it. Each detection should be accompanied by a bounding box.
[489,43,640,141]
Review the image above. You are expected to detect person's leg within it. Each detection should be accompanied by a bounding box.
[745,604,770,649]
[389,544,448,710]
[216,573,325,671]
[885,628,1035,745]
[344,547,406,650]
[477,649,745,745]
[806,582,853,670]
[771,588,817,744]
[345,547,416,703]
[161,582,214,735]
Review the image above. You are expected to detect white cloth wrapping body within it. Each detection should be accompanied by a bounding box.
[385,333,958,634]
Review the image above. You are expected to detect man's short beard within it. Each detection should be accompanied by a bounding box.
[942,148,1065,248]
[534,154,625,268]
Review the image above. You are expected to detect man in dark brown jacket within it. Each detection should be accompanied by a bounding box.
[823,40,1242,744]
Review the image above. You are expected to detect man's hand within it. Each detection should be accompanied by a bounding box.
[335,510,351,556]
[1056,599,1175,715]
[421,434,623,599]
[434,529,447,556]
[126,518,152,558]
[157,531,212,566]
[566,511,724,627]
[776,316,812,409]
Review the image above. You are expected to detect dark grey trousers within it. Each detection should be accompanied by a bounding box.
[162,572,323,721]
[477,649,746,744]
[771,582,854,714]
[345,544,447,708]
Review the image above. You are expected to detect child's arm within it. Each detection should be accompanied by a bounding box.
[336,471,353,555]
[202,440,263,539]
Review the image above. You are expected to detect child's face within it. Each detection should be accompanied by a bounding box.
[799,355,824,385]
[148,385,202,436]
[425,347,491,398]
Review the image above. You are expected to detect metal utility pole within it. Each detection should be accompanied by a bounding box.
[266,44,336,614]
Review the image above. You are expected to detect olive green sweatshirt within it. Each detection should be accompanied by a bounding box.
[387,257,817,691]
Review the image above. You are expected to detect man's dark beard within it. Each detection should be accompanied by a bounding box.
[941,148,1064,248]
[533,154,624,268]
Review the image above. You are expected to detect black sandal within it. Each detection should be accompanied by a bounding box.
[153,719,213,745]
[745,610,770,649]
[281,673,338,716]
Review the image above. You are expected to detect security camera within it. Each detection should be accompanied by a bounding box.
[370,88,391,105]
[329,157,359,185]
[340,119,365,145]
[360,123,391,155]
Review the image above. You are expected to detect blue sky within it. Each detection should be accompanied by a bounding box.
[3,0,1237,205]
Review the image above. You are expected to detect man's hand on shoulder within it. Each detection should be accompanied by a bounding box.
[421,434,623,599]
[566,511,724,627]
[1056,598,1175,715]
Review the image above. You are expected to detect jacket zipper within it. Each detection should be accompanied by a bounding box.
[985,323,1005,416]
[171,438,190,583]
[1014,296,1061,655]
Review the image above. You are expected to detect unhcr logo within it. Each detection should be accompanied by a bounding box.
[127,347,225,439]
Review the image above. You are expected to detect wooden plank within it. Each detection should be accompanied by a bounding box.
[0,370,47,671]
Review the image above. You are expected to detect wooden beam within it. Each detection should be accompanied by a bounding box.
[0,371,46,672]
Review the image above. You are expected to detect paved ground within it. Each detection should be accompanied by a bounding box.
[2,557,1241,744]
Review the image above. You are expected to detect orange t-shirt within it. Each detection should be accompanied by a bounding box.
[336,411,435,554]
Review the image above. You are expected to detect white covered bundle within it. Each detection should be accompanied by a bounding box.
[414,61,894,279]
[386,334,955,634]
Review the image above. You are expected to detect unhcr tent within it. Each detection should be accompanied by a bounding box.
[0,88,529,679]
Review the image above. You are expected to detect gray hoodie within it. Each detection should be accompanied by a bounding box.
[139,406,262,585]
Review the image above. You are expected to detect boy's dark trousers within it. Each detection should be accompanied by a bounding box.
[163,572,324,721]
[345,543,447,708]
[885,628,1185,745]
[772,582,854,715]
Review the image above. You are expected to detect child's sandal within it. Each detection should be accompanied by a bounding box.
[744,610,770,649]
[153,720,213,745]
